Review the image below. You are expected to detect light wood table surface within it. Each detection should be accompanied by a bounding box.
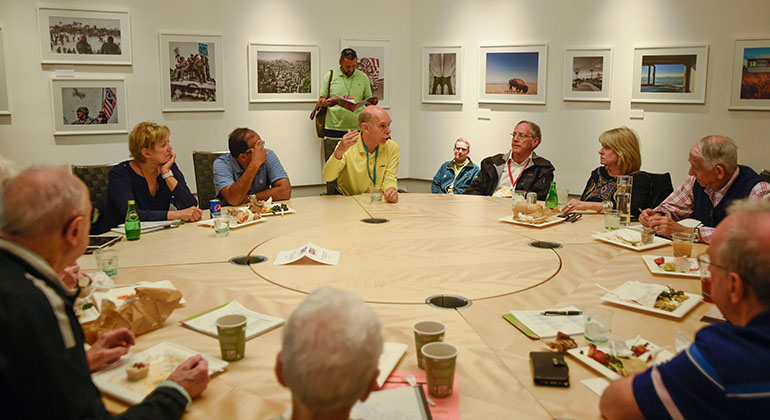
[83,193,713,419]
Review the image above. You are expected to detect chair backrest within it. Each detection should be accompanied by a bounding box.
[193,151,227,209]
[647,172,674,208]
[761,169,770,183]
[71,163,117,212]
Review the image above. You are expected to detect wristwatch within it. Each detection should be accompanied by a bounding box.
[161,171,174,180]
[693,225,701,242]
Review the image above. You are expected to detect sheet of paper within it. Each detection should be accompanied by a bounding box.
[383,371,460,420]
[273,241,340,266]
[350,386,430,420]
[581,377,610,396]
[111,220,178,234]
[376,342,407,387]
[508,306,585,338]
[182,300,284,340]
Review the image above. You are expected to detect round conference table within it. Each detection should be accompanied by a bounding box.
[79,193,712,419]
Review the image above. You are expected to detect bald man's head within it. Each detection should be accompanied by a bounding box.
[0,166,90,238]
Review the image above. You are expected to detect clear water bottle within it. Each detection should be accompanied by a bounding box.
[616,175,632,226]
[125,200,141,241]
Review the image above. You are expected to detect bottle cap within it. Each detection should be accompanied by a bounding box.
[127,200,135,205]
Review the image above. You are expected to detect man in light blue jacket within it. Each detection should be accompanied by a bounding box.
[431,138,480,194]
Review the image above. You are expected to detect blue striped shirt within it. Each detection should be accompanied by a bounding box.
[212,149,288,205]
[632,311,770,419]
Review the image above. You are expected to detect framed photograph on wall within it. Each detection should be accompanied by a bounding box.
[479,44,547,105]
[631,45,708,104]
[51,77,128,135]
[422,45,463,104]
[248,43,318,103]
[563,48,612,102]
[340,39,391,108]
[37,7,132,65]
[729,38,770,110]
[0,27,10,115]
[159,33,224,112]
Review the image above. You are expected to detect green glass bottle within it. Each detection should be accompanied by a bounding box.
[545,181,559,209]
[125,200,141,241]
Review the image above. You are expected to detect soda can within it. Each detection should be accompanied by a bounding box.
[210,199,221,218]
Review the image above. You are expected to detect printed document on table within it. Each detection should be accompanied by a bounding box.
[182,300,284,340]
[273,241,340,266]
[508,306,585,338]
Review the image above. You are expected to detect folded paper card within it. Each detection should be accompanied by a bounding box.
[273,241,340,266]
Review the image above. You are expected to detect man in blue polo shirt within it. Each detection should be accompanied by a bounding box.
[213,127,291,205]
[600,198,770,420]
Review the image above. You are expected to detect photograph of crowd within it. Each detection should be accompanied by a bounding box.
[47,16,121,55]
[168,41,216,102]
[257,51,311,94]
[61,87,118,125]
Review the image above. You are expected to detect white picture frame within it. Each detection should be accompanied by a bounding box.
[422,45,463,104]
[729,38,770,111]
[631,45,709,104]
[0,26,10,115]
[340,39,391,108]
[159,32,224,112]
[248,43,319,103]
[563,47,612,102]
[38,7,132,65]
[479,44,547,105]
[51,77,128,136]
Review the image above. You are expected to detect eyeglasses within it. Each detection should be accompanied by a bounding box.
[696,252,732,281]
[511,132,533,140]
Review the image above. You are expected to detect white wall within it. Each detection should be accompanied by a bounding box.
[0,0,412,190]
[410,0,770,194]
[1,0,769,195]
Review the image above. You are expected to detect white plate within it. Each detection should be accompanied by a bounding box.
[592,228,671,251]
[567,337,674,380]
[498,215,564,227]
[196,217,265,229]
[92,341,227,405]
[642,256,700,278]
[599,282,702,318]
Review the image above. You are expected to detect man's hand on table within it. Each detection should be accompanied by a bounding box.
[646,213,691,238]
[168,354,210,398]
[639,209,657,226]
[87,328,135,372]
[384,187,398,203]
[170,206,202,222]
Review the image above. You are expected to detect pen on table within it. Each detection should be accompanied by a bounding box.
[541,310,583,316]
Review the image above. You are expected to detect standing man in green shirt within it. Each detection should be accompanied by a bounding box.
[318,48,378,162]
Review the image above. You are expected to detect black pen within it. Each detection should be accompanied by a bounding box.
[542,310,583,316]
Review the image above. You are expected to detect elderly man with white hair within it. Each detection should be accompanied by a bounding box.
[640,135,769,243]
[274,287,383,420]
[600,199,770,419]
[0,166,210,419]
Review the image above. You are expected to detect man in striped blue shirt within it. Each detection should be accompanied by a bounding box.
[600,199,770,419]
[213,127,291,205]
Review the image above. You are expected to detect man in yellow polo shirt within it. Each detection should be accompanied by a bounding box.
[322,106,399,203]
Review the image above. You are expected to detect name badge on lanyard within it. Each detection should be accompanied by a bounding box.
[363,142,379,185]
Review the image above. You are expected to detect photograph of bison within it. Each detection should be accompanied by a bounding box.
[484,51,538,95]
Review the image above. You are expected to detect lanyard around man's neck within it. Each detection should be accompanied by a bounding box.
[362,141,379,185]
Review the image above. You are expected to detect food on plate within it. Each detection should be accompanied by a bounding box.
[653,256,696,273]
[653,256,665,266]
[511,202,559,224]
[585,344,650,377]
[125,362,150,381]
[641,227,655,245]
[226,207,259,224]
[631,344,650,357]
[247,196,289,215]
[545,331,578,353]
[614,230,643,247]
[654,287,689,312]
